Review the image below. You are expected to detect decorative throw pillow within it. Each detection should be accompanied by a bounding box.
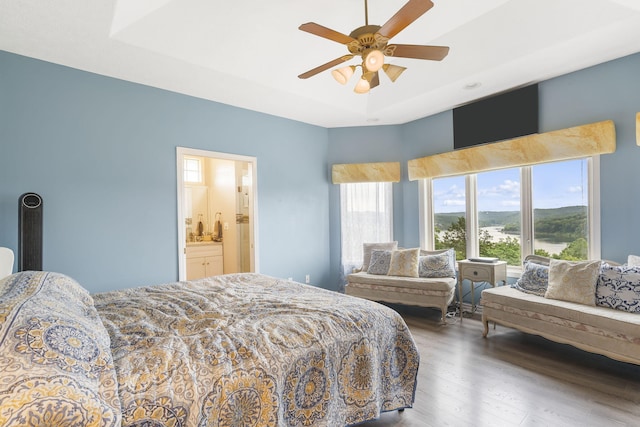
[628,254,640,267]
[388,248,420,278]
[362,242,398,272]
[367,250,393,275]
[420,248,456,270]
[418,249,456,278]
[596,263,640,312]
[544,259,602,305]
[512,260,549,296]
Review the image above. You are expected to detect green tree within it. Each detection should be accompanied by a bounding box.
[435,214,590,264]
[436,216,466,260]
[534,248,551,257]
[556,238,588,261]
[535,213,587,243]
[434,209,589,264]
[437,217,522,264]
[481,236,521,265]
[502,222,520,234]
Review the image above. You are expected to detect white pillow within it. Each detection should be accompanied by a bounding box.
[628,254,640,267]
[544,259,601,305]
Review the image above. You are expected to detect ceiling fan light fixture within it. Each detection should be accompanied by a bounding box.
[382,64,407,82]
[354,77,371,94]
[364,49,384,72]
[331,65,356,85]
[298,0,449,94]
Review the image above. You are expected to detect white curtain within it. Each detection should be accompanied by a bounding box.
[339,182,393,285]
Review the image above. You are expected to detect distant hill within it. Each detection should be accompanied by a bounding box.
[436,206,587,242]
[533,205,586,219]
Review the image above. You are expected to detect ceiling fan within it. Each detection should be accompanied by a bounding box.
[298,0,449,94]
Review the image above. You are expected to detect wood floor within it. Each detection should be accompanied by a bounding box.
[360,305,640,427]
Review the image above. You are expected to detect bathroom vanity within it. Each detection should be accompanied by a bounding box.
[186,242,223,280]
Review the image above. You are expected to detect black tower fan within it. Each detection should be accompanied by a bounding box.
[19,192,43,271]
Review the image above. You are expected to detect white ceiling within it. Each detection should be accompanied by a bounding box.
[2,0,640,128]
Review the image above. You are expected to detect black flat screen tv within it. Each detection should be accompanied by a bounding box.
[453,84,539,149]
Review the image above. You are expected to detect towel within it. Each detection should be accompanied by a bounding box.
[215,220,223,240]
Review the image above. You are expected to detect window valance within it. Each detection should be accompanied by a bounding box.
[408,120,616,181]
[332,162,401,184]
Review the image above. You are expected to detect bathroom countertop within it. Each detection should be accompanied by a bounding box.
[187,241,223,246]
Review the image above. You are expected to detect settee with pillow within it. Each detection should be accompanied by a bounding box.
[346,243,457,324]
[481,255,640,365]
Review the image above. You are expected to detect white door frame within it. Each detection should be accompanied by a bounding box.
[176,147,259,280]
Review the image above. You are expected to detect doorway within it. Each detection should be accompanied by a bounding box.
[176,147,258,281]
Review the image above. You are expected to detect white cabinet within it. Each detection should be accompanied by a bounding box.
[186,244,223,280]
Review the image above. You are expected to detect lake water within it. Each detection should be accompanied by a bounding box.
[481,226,567,255]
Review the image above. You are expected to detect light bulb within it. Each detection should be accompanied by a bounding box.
[354,78,370,94]
[331,66,355,85]
[364,50,384,72]
[382,64,407,82]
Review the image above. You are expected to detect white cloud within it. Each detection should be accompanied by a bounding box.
[479,179,520,198]
[435,184,464,198]
[435,184,466,209]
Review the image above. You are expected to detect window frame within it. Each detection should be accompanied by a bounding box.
[419,156,601,275]
[183,156,203,184]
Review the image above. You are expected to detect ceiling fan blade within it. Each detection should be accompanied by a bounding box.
[299,22,356,45]
[377,0,434,39]
[387,44,449,61]
[298,55,354,79]
[369,72,380,89]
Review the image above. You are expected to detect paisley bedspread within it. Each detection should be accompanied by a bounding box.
[93,273,419,426]
[0,271,122,427]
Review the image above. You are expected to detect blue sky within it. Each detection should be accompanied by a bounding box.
[433,159,588,213]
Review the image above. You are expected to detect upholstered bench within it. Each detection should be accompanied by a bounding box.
[345,272,456,323]
[344,244,457,324]
[481,255,640,365]
[482,285,640,365]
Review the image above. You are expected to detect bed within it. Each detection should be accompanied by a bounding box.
[0,271,419,426]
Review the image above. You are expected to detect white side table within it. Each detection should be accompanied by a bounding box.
[457,260,507,319]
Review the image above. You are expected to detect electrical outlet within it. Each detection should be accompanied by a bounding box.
[305,274,310,283]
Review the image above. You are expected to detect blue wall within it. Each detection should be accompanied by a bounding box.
[2,50,640,294]
[0,51,331,292]
[328,53,640,288]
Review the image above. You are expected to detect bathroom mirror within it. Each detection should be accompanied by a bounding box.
[184,185,209,240]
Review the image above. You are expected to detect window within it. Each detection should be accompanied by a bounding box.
[433,176,467,260]
[531,159,590,260]
[184,157,202,183]
[422,157,599,270]
[477,168,521,265]
[340,182,393,275]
